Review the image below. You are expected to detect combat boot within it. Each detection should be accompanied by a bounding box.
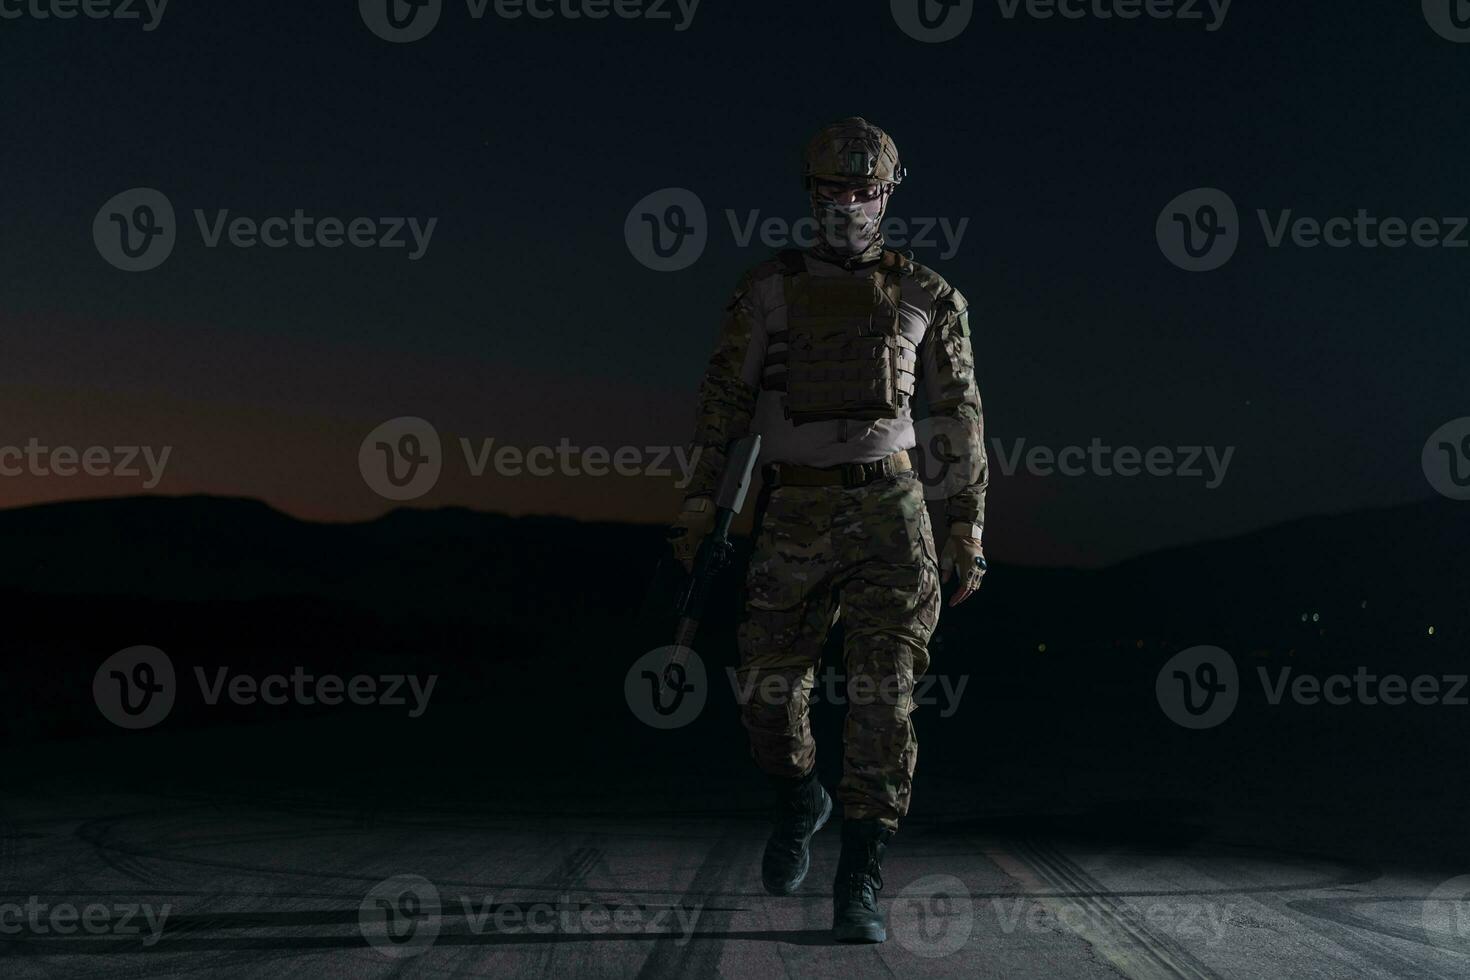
[832,818,894,943]
[760,768,832,895]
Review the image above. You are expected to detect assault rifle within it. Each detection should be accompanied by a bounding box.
[662,434,762,693]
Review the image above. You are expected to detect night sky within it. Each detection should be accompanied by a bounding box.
[3,1,1466,565]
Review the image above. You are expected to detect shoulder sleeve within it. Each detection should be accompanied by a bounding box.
[912,261,988,528]
[680,260,778,499]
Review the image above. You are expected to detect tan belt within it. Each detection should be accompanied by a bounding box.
[762,450,912,489]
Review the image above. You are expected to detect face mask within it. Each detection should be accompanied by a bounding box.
[813,193,886,255]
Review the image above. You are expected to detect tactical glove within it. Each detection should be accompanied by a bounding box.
[667,497,716,573]
[939,522,986,607]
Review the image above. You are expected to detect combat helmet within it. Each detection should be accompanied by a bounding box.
[801,117,906,189]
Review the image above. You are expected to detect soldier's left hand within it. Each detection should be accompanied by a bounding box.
[940,528,986,607]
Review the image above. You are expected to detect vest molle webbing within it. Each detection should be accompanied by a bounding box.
[761,250,918,425]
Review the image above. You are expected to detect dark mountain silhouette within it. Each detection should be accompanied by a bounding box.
[4,493,1463,628]
[2,493,1463,683]
[4,491,1462,735]
[0,496,660,624]
[5,494,1468,871]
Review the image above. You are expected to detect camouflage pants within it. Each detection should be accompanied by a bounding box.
[735,470,940,830]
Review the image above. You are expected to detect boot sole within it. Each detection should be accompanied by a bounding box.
[833,921,886,943]
[761,788,833,896]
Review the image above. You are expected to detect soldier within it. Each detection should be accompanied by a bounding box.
[669,118,988,944]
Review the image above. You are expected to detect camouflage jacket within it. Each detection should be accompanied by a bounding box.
[683,248,987,529]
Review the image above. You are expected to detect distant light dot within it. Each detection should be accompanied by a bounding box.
[1300,613,1308,622]
[1428,626,1436,637]
[1311,613,1320,623]
[1136,639,1145,649]
[1037,643,1047,653]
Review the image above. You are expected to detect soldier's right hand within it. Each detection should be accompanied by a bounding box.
[667,497,716,573]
